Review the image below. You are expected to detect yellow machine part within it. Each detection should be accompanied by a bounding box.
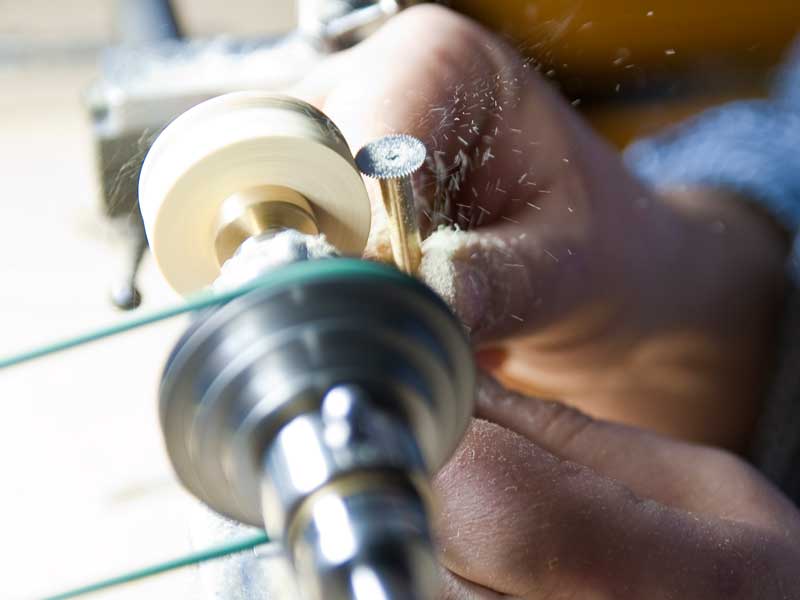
[449,0,799,78]
[448,0,800,145]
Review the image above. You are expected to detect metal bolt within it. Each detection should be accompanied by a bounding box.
[356,134,426,274]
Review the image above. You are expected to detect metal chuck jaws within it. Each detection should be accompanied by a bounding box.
[139,92,474,600]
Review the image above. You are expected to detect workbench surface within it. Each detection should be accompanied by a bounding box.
[1,2,294,598]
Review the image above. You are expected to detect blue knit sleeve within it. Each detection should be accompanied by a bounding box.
[624,39,800,280]
[625,102,800,229]
[774,39,800,109]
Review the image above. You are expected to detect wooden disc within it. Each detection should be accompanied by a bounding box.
[139,92,371,295]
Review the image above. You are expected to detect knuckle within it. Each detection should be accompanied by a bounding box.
[433,419,596,596]
[396,4,517,81]
[400,4,490,46]
[536,400,594,452]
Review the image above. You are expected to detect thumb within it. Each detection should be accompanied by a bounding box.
[293,5,517,259]
[317,5,506,152]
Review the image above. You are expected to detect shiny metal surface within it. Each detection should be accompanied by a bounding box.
[356,134,426,274]
[261,384,426,537]
[291,482,439,600]
[159,259,474,598]
[214,186,320,266]
[161,260,472,525]
[299,0,414,51]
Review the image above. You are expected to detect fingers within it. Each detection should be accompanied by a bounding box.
[434,418,583,598]
[472,374,800,535]
[317,0,507,222]
[434,418,797,599]
[439,569,513,600]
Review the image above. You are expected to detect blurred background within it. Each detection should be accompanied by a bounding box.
[1,1,797,598]
[0,2,295,599]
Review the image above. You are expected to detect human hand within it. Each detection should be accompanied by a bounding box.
[433,375,800,599]
[293,4,789,449]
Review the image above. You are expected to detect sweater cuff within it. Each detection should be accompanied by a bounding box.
[624,100,800,282]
